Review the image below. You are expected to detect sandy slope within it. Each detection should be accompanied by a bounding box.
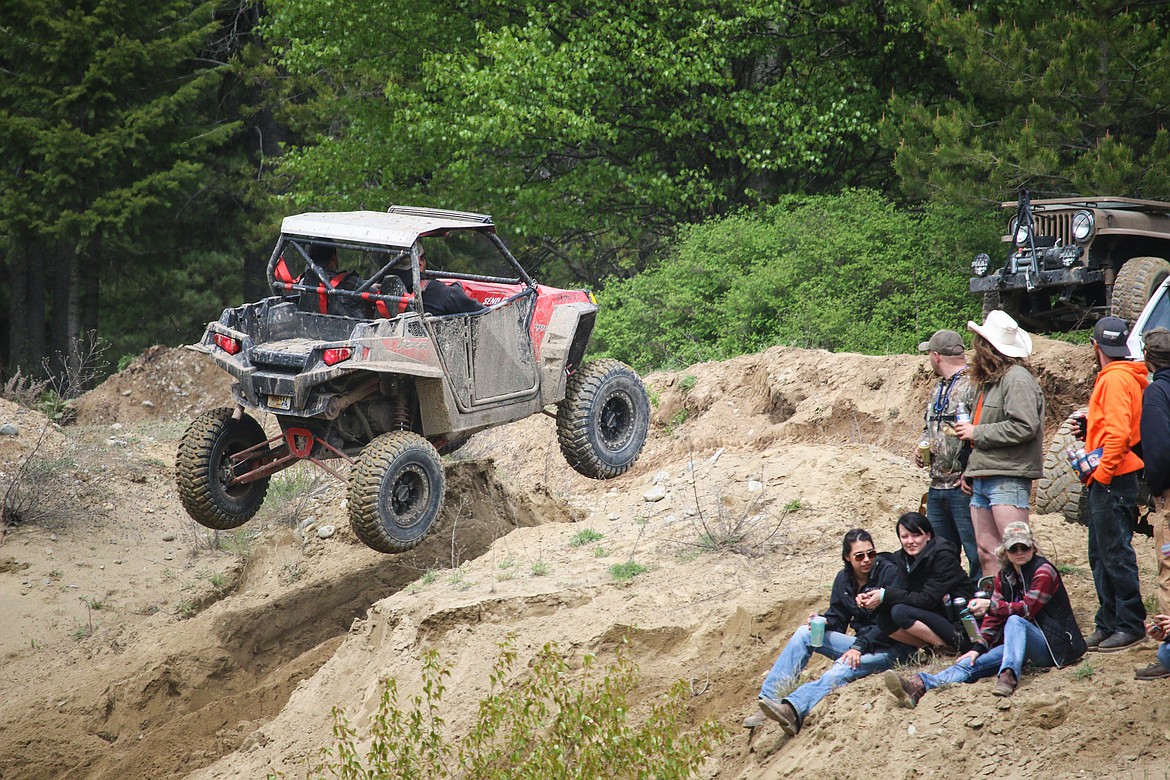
[4,338,1166,780]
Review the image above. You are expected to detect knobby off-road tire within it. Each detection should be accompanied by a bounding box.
[348,431,445,554]
[1034,407,1088,524]
[556,359,650,480]
[176,407,269,530]
[1111,256,1170,325]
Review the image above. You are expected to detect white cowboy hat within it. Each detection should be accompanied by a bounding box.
[967,310,1033,358]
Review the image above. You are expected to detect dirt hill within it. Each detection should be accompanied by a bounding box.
[3,337,1165,780]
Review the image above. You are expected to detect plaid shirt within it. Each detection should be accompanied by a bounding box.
[975,560,1060,650]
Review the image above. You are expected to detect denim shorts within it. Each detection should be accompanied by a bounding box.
[970,476,1032,510]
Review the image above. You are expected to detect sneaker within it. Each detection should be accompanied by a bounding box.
[992,669,1017,697]
[1084,627,1111,651]
[1098,631,1146,653]
[742,710,768,729]
[883,669,925,709]
[758,696,800,736]
[1134,663,1170,681]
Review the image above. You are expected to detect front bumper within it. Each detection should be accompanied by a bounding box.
[970,266,1104,294]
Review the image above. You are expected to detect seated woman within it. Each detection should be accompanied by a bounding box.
[858,512,973,651]
[754,529,912,736]
[884,521,1086,706]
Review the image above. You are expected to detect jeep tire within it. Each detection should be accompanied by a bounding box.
[1034,407,1088,524]
[176,407,270,530]
[557,359,650,480]
[349,431,445,553]
[1111,256,1170,325]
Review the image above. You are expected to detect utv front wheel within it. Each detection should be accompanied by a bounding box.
[557,359,650,480]
[348,431,445,554]
[176,408,270,530]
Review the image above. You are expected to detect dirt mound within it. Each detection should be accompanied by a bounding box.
[5,334,1147,780]
[70,345,232,426]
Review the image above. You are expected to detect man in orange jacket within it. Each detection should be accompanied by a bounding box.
[1083,316,1149,652]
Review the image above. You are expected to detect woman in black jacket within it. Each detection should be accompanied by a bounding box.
[858,512,975,649]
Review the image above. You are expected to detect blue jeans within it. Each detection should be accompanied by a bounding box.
[1087,473,1146,635]
[927,486,981,582]
[759,626,906,721]
[918,615,1054,690]
[1159,641,1170,671]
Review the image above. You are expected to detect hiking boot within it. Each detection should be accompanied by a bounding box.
[883,669,925,709]
[1098,631,1146,653]
[992,669,1017,697]
[758,696,800,736]
[742,710,768,729]
[1134,662,1170,681]
[1084,627,1110,651]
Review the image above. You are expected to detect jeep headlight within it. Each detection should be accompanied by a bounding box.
[1072,210,1094,242]
[971,253,991,277]
[1014,221,1030,247]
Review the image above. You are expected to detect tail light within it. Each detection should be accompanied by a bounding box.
[213,333,241,355]
[323,347,353,366]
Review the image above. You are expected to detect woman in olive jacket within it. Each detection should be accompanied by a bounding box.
[954,310,1044,578]
[859,512,975,649]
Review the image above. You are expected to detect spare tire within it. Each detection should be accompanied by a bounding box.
[1034,407,1088,524]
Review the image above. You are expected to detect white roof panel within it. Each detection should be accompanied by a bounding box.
[280,208,494,248]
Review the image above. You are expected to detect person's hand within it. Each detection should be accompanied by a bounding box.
[856,590,882,610]
[1072,414,1087,441]
[954,420,975,441]
[839,648,862,669]
[807,612,819,626]
[959,476,973,496]
[969,598,991,617]
[957,650,980,666]
[914,449,924,468]
[1150,614,1170,641]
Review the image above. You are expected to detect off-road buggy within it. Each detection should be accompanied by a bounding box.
[176,206,650,553]
[971,191,1170,331]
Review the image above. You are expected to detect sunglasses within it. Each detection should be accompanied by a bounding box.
[851,549,878,561]
[1007,544,1032,554]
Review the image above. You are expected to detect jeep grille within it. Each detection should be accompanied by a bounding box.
[1032,212,1074,245]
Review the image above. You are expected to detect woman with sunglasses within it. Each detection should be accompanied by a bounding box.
[754,529,912,736]
[858,512,974,650]
[884,521,1086,706]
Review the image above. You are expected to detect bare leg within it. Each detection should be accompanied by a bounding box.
[971,505,1000,575]
[991,504,1029,539]
[889,623,949,649]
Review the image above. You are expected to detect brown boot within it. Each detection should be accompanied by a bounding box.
[883,669,925,708]
[992,669,1017,697]
[758,696,800,736]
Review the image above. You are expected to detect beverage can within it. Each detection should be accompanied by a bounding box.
[809,615,827,647]
[960,609,981,642]
[918,437,932,468]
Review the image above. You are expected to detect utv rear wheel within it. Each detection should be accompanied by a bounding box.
[349,431,445,554]
[1111,256,1170,324]
[557,359,650,480]
[1034,407,1088,524]
[176,408,270,530]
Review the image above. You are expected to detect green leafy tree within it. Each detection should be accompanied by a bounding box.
[0,0,245,374]
[265,0,947,285]
[891,0,1170,203]
[592,190,996,371]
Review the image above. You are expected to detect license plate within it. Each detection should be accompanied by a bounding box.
[266,394,292,410]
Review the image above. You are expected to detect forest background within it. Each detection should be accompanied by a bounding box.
[3,0,1170,384]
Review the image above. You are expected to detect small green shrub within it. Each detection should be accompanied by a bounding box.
[679,374,697,392]
[569,529,604,547]
[609,561,648,582]
[531,560,550,577]
[308,640,724,780]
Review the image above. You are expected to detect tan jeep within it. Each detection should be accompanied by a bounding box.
[971,191,1170,330]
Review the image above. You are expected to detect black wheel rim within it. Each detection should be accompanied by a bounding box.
[387,464,429,529]
[215,433,258,500]
[598,390,635,451]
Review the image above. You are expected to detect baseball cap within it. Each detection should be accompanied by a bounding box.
[1144,327,1170,358]
[1001,521,1034,549]
[1092,316,1132,359]
[917,330,965,356]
